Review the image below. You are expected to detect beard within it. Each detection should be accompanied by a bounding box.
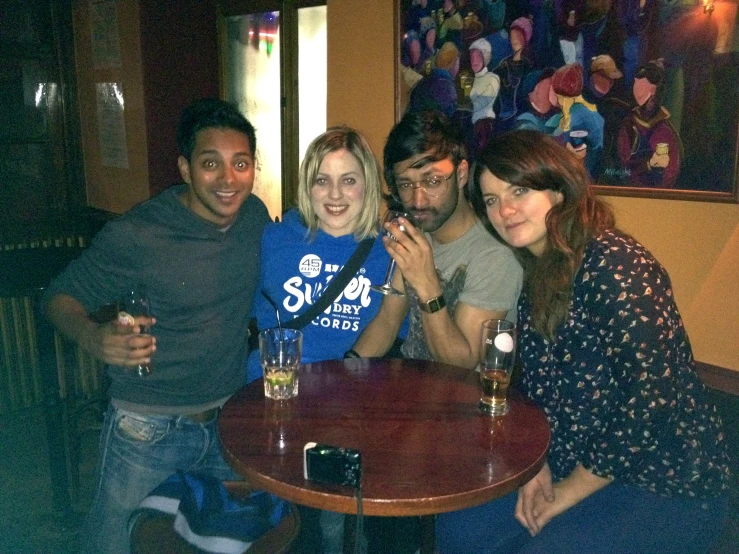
[406,188,459,233]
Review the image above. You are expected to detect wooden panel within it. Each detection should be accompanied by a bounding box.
[139,0,220,197]
[72,0,149,213]
[697,361,739,397]
[0,0,80,244]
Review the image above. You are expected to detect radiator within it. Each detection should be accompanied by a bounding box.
[0,294,105,415]
[0,296,42,412]
[0,235,105,415]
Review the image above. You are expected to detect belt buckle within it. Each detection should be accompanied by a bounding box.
[188,407,219,423]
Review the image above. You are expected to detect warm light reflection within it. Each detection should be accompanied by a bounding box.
[243,14,282,220]
[247,31,278,39]
[225,8,327,221]
[298,6,327,164]
[713,1,737,53]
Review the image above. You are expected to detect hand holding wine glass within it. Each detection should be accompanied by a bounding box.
[370,209,416,296]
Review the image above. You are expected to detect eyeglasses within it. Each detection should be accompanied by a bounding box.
[395,172,454,200]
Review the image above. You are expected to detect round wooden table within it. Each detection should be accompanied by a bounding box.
[219,358,550,518]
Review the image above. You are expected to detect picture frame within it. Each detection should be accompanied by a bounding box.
[395,0,739,203]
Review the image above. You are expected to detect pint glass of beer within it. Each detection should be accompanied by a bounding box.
[479,319,517,416]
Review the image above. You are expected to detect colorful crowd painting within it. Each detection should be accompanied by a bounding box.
[398,0,738,194]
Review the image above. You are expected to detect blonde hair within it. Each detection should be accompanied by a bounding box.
[297,126,382,241]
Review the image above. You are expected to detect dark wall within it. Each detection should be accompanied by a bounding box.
[0,0,88,244]
[139,1,220,196]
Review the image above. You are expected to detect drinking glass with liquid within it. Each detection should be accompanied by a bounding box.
[118,286,154,377]
[478,319,516,416]
[259,328,302,400]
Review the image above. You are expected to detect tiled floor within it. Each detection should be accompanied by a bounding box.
[0,406,99,554]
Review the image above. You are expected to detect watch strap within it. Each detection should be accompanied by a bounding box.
[419,294,446,314]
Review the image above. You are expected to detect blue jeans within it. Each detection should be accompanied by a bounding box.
[82,404,240,554]
[320,509,349,554]
[436,484,729,554]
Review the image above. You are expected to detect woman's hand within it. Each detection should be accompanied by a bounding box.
[516,463,611,536]
[515,462,555,536]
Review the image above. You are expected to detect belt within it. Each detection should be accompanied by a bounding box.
[184,407,221,423]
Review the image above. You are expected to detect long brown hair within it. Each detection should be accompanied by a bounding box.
[470,130,615,340]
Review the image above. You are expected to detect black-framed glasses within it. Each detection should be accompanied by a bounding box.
[395,172,455,200]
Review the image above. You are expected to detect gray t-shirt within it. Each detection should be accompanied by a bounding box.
[402,220,522,361]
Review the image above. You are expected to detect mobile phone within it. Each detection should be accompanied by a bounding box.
[303,442,362,489]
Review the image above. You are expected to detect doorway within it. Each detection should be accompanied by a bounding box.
[221,3,327,221]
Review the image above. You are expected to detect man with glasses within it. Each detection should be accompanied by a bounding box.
[348,110,522,369]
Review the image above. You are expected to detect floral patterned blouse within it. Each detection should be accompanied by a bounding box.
[518,229,730,499]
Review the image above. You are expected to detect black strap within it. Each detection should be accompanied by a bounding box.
[284,237,375,330]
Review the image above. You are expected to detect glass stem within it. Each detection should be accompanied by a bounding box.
[382,259,397,287]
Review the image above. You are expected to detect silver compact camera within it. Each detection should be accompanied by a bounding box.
[303,442,362,489]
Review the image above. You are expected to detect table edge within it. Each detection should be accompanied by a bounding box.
[222,435,550,516]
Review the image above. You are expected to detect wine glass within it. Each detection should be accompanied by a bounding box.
[118,285,154,377]
[370,209,414,296]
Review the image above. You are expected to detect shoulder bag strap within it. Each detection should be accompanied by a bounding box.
[284,237,375,330]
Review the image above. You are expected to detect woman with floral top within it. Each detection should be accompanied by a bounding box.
[436,130,731,554]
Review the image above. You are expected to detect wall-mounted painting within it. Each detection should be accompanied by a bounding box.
[395,0,739,203]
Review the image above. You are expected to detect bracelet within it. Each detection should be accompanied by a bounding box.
[344,349,361,359]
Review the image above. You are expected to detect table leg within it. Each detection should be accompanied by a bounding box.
[296,505,322,553]
[420,515,436,554]
[344,514,357,554]
[344,515,432,553]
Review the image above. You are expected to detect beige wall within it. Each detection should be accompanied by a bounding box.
[326,0,739,372]
[327,0,397,162]
[608,198,739,371]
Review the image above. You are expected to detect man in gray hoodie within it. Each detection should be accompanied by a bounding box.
[44,98,270,554]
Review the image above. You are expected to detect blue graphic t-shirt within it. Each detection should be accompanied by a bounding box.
[246,209,402,382]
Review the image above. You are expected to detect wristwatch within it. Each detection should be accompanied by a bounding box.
[419,294,446,314]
